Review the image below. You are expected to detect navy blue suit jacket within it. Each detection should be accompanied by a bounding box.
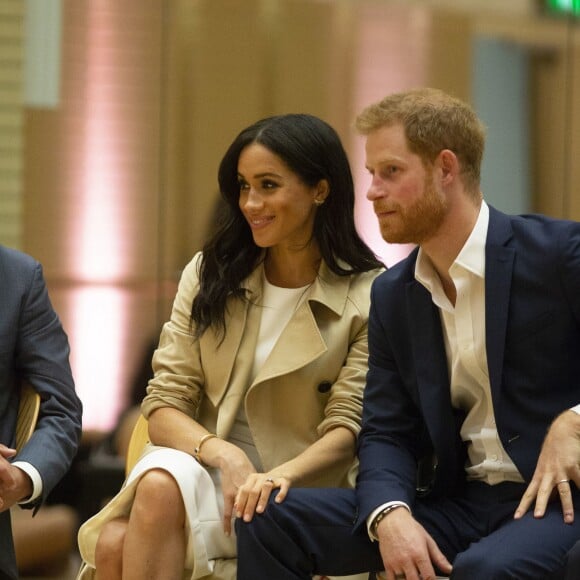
[355,206,580,528]
[0,245,82,578]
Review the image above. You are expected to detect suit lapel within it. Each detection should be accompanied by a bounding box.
[485,208,515,402]
[406,207,515,486]
[408,281,456,449]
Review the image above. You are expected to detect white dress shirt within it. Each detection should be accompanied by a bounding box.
[12,461,42,503]
[415,202,522,484]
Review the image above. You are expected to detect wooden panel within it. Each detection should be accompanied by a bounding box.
[272,0,347,124]
[566,33,580,220]
[531,48,569,217]
[427,9,473,103]
[150,0,193,285]
[0,0,24,249]
[24,0,164,281]
[23,0,167,430]
[182,0,267,258]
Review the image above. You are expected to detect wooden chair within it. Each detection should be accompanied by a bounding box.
[12,381,78,576]
[15,381,41,452]
[125,412,149,475]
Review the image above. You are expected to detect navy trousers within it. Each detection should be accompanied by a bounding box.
[563,539,580,580]
[236,482,580,580]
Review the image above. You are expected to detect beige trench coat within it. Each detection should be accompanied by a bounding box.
[143,252,381,487]
[78,253,381,580]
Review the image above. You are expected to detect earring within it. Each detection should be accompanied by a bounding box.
[314,199,325,206]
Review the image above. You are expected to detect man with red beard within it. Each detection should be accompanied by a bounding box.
[235,88,580,579]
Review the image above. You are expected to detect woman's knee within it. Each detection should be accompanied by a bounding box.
[95,517,127,571]
[132,469,185,527]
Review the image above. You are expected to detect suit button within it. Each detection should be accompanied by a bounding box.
[317,381,332,393]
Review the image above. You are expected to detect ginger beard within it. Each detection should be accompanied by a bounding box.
[376,172,448,245]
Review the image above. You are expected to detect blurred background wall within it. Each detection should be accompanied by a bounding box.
[1,0,579,433]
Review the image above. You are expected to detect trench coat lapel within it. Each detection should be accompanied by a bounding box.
[201,266,263,437]
[252,300,325,384]
[252,263,350,386]
[214,301,262,438]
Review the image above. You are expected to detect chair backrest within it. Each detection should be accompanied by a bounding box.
[125,413,149,475]
[15,381,41,453]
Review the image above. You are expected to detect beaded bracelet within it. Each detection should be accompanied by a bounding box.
[194,433,217,464]
[371,504,407,537]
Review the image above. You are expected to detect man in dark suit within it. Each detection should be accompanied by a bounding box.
[235,88,580,579]
[0,244,82,579]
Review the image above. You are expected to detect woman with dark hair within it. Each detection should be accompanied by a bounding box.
[77,114,383,580]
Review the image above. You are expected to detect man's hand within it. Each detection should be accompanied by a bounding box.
[376,506,452,580]
[0,444,16,462]
[0,445,33,512]
[515,410,580,523]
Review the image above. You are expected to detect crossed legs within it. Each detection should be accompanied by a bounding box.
[94,469,186,580]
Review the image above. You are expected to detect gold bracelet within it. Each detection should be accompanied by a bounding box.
[194,433,217,464]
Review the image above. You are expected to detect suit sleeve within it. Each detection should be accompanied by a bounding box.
[13,261,82,507]
[355,279,424,529]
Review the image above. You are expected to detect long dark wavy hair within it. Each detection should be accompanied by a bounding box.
[191,113,382,340]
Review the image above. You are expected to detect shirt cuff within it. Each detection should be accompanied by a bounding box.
[570,405,580,415]
[12,461,43,504]
[366,501,410,541]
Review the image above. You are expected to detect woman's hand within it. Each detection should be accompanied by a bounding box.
[234,472,291,523]
[230,426,355,524]
[212,441,257,535]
